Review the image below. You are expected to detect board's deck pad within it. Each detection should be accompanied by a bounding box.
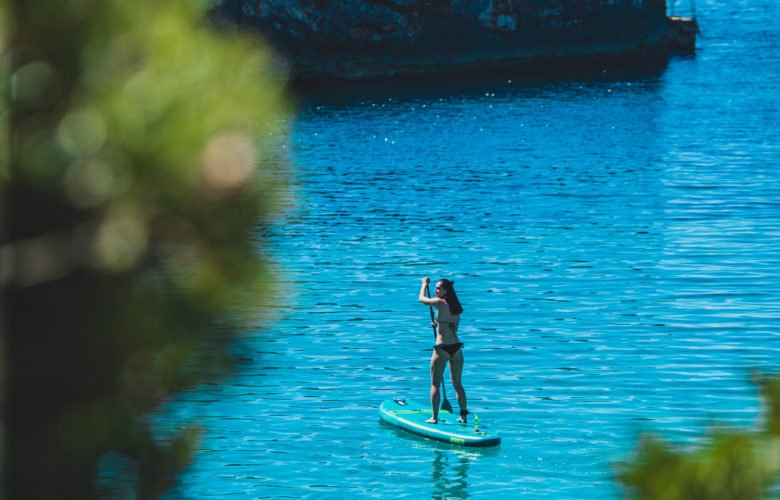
[379,398,501,447]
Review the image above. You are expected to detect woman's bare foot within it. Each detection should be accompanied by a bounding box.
[425,417,437,424]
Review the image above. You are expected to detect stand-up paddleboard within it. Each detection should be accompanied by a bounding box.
[379,398,501,447]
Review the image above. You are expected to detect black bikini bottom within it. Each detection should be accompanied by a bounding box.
[434,343,464,356]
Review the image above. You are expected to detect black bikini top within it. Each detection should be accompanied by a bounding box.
[434,318,459,334]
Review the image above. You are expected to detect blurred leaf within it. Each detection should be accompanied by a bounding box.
[618,375,780,499]
[2,0,291,497]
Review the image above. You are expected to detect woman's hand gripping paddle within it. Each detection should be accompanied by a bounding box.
[426,283,454,414]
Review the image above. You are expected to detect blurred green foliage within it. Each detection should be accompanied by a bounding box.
[619,376,780,499]
[1,0,289,497]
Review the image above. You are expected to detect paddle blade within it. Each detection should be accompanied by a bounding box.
[441,395,454,413]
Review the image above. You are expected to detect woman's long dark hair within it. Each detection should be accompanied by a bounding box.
[438,279,463,315]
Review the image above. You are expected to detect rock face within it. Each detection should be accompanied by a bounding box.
[215,0,688,81]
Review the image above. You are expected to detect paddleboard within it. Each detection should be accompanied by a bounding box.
[379,398,501,447]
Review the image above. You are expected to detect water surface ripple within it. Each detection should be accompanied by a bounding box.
[163,1,780,497]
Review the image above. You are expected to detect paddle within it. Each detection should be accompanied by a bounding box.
[426,283,454,414]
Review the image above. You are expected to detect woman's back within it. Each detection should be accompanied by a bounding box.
[435,304,460,345]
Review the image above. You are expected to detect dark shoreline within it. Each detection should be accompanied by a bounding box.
[212,1,697,85]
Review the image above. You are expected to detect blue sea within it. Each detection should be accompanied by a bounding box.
[161,1,780,497]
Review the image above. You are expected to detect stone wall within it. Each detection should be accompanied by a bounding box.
[214,0,681,81]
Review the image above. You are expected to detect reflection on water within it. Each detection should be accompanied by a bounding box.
[293,60,668,109]
[432,450,471,499]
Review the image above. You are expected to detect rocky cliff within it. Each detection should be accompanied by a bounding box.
[214,0,691,81]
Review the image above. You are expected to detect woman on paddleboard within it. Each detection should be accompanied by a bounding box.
[418,277,468,424]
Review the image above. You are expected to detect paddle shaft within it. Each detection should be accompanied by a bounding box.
[426,283,453,413]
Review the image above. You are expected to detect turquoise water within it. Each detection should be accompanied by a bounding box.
[163,1,780,497]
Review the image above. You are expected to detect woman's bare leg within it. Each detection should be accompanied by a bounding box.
[450,350,468,422]
[427,349,448,423]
